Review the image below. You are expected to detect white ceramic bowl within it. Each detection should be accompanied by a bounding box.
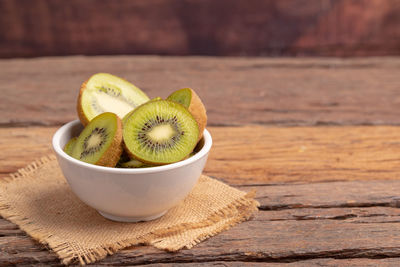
[52,120,212,222]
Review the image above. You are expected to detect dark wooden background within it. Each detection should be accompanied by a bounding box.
[1,0,400,58]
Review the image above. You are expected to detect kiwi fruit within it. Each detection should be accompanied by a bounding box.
[120,159,147,168]
[63,137,77,156]
[167,88,207,140]
[116,152,148,168]
[70,112,123,167]
[77,73,150,125]
[123,100,199,165]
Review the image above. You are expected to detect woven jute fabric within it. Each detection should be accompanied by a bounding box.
[0,155,259,265]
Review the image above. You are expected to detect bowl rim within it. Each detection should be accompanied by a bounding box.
[52,120,212,174]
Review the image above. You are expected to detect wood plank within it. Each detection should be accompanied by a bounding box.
[251,180,400,210]
[2,180,400,265]
[1,0,399,57]
[208,125,400,184]
[2,126,400,184]
[1,56,400,127]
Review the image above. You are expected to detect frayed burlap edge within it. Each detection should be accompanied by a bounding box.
[0,155,259,265]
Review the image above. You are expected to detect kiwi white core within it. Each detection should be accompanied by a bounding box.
[86,134,103,149]
[92,89,134,118]
[148,124,176,142]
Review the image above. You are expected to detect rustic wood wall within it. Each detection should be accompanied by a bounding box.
[1,0,399,58]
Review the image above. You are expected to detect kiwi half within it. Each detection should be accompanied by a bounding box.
[63,137,77,156]
[123,100,199,165]
[167,88,207,140]
[71,112,123,167]
[77,73,150,125]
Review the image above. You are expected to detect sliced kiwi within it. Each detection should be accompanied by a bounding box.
[116,152,148,168]
[167,88,207,140]
[77,73,150,125]
[120,159,147,168]
[63,137,77,156]
[70,112,123,167]
[123,100,199,165]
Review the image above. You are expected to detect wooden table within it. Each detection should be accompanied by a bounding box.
[1,56,400,266]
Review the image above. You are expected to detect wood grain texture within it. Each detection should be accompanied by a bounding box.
[1,0,399,57]
[1,56,400,127]
[2,126,400,184]
[2,55,400,265]
[2,180,400,265]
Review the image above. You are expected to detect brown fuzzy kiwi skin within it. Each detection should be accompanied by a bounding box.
[187,89,207,140]
[77,80,90,126]
[95,115,124,167]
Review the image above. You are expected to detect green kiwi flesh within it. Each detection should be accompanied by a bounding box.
[123,100,199,165]
[167,88,191,108]
[64,137,77,156]
[122,97,163,125]
[78,73,149,124]
[71,112,122,167]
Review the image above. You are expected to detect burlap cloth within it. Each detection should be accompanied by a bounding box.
[0,155,259,265]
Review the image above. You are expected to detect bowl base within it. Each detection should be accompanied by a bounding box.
[98,210,167,222]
